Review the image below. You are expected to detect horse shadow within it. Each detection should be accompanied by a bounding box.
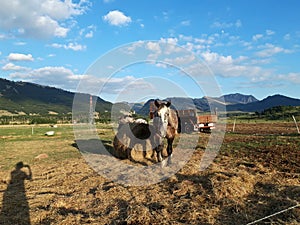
[71,139,114,156]
[0,162,32,225]
[72,138,155,167]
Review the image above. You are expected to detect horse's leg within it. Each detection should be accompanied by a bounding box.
[150,149,156,160]
[156,144,163,162]
[127,139,133,161]
[152,134,163,163]
[149,137,156,160]
[142,140,147,159]
[157,143,167,168]
[126,147,132,160]
[167,138,174,165]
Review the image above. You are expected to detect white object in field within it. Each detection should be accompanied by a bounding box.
[45,131,55,136]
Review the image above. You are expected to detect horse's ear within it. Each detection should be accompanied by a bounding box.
[154,100,160,108]
[166,101,171,107]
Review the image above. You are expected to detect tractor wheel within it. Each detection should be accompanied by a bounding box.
[184,123,193,134]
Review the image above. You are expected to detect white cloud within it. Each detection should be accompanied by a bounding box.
[85,31,93,38]
[256,43,292,57]
[79,25,96,38]
[211,19,242,29]
[8,53,34,61]
[103,10,132,26]
[284,33,291,40]
[2,63,29,71]
[278,72,300,84]
[0,0,89,38]
[164,55,196,66]
[99,76,148,94]
[198,50,273,81]
[266,29,275,36]
[180,20,191,26]
[123,40,145,54]
[252,34,263,41]
[40,0,87,20]
[146,41,162,53]
[0,33,6,39]
[201,51,218,63]
[159,11,169,21]
[235,19,242,28]
[9,66,84,90]
[14,41,27,46]
[160,37,178,46]
[8,66,153,97]
[51,42,86,51]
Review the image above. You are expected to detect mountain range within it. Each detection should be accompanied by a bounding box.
[1,78,300,116]
[133,94,300,116]
[0,78,112,115]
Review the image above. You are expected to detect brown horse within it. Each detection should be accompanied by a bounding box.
[114,116,164,162]
[152,100,178,166]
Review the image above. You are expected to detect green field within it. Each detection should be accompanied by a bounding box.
[0,125,78,170]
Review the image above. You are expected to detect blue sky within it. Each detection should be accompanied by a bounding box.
[0,0,300,103]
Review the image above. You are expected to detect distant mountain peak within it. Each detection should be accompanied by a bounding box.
[227,94,300,112]
[222,93,258,105]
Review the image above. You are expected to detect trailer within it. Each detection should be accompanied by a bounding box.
[177,110,217,133]
[196,114,217,133]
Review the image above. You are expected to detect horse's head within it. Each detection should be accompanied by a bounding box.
[153,100,171,137]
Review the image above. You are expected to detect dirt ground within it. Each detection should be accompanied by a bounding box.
[0,122,299,225]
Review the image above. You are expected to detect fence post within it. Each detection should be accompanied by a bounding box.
[292,115,300,134]
[232,118,236,132]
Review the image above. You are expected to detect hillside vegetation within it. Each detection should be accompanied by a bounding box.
[260,105,300,120]
[1,78,300,124]
[0,78,112,116]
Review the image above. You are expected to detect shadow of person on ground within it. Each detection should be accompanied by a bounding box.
[0,162,32,225]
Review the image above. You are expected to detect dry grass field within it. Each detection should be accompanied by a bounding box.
[0,122,299,225]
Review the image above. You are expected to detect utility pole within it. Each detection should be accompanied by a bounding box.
[89,95,94,124]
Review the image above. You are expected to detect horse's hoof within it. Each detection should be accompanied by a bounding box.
[167,154,173,166]
[161,160,167,168]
